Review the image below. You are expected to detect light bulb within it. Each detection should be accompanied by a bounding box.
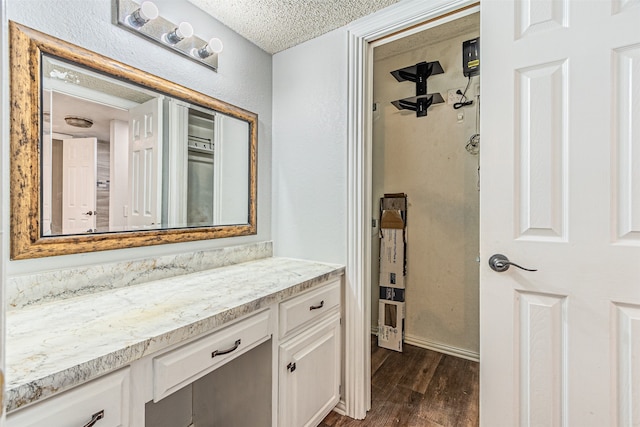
[196,37,223,58]
[165,22,193,44]
[129,1,158,27]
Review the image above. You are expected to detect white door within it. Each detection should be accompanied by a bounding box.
[62,138,97,234]
[481,1,640,426]
[42,89,53,235]
[42,133,53,235]
[128,97,163,229]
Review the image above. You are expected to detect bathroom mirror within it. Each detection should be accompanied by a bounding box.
[10,22,257,260]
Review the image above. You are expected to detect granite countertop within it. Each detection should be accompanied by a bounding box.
[5,257,344,413]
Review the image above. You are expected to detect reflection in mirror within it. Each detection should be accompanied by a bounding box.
[41,55,249,237]
[10,21,257,259]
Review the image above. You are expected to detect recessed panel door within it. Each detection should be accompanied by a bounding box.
[128,97,163,229]
[481,1,640,426]
[61,137,97,234]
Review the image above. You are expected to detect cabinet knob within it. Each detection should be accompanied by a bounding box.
[287,362,296,372]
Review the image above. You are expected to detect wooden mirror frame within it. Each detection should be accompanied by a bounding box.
[9,22,257,260]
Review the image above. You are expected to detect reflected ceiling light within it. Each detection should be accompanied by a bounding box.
[127,1,158,27]
[194,37,223,59]
[164,22,193,44]
[64,116,93,128]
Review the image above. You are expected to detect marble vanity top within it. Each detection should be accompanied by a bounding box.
[5,257,344,412]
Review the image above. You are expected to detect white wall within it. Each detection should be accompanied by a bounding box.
[4,0,272,275]
[272,29,347,264]
[372,29,480,355]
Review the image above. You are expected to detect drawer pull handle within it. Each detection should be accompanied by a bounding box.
[83,410,105,427]
[309,300,325,311]
[212,339,241,358]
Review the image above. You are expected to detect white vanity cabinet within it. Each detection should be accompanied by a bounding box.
[6,368,131,427]
[6,257,345,427]
[278,278,342,427]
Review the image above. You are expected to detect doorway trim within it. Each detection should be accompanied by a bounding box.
[345,0,479,419]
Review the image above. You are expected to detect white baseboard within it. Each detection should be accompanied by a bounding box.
[371,327,480,362]
[333,400,347,416]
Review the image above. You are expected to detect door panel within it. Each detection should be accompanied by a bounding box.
[62,138,96,234]
[612,302,640,426]
[481,1,640,426]
[515,291,566,427]
[613,44,640,243]
[128,97,163,229]
[515,60,568,241]
[515,0,567,39]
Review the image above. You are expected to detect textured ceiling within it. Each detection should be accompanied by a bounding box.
[188,0,401,54]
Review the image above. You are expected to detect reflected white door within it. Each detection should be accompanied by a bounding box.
[128,97,163,229]
[42,89,53,235]
[42,133,52,235]
[61,138,97,234]
[481,1,640,426]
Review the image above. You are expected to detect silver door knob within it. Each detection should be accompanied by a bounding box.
[488,254,537,272]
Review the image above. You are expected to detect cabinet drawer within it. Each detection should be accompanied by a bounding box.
[153,309,271,402]
[7,368,130,427]
[279,278,341,338]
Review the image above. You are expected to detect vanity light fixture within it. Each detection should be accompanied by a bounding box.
[194,37,223,59]
[127,1,158,27]
[113,0,221,71]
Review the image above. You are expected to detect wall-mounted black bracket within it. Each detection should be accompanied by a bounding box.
[391,61,444,96]
[391,93,445,117]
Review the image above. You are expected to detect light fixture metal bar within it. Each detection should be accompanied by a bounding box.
[112,0,218,71]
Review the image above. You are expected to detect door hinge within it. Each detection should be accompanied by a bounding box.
[287,362,296,373]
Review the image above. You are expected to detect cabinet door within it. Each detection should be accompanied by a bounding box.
[279,312,340,427]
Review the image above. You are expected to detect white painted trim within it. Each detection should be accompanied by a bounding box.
[165,99,188,227]
[44,78,138,111]
[370,328,479,362]
[345,0,479,420]
[404,334,480,362]
[334,400,347,415]
[213,113,223,224]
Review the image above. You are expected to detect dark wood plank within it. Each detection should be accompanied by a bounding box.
[371,338,393,376]
[322,338,479,426]
[418,355,480,427]
[371,345,420,402]
[397,348,443,394]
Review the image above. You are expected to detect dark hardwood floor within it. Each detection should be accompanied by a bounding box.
[320,337,479,427]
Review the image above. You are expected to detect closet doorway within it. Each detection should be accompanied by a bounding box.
[360,7,482,425]
[370,11,480,362]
